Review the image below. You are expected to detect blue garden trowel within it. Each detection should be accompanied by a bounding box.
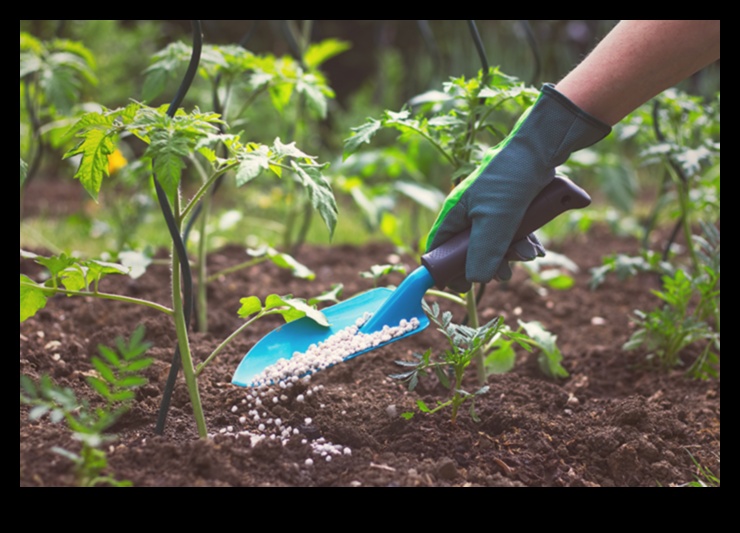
[232,176,591,387]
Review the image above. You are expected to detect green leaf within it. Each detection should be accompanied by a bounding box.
[273,137,312,160]
[484,338,517,374]
[122,358,154,373]
[20,275,48,322]
[307,284,343,306]
[146,129,189,202]
[91,357,117,384]
[416,399,431,413]
[264,294,329,327]
[519,320,568,378]
[65,128,115,200]
[116,376,148,389]
[238,296,263,318]
[343,118,382,160]
[235,147,270,187]
[59,266,88,292]
[265,249,315,280]
[304,39,351,69]
[290,161,338,239]
[298,76,331,118]
[86,376,113,400]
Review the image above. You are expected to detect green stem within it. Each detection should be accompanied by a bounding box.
[426,289,467,307]
[391,120,457,167]
[206,256,267,283]
[21,281,173,315]
[170,199,208,439]
[196,311,265,376]
[465,286,486,385]
[181,164,236,221]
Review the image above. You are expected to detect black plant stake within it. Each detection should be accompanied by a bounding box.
[155,20,203,435]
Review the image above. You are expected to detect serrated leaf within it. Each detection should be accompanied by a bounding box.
[146,129,189,202]
[484,339,517,374]
[297,75,329,118]
[235,149,270,187]
[273,137,312,160]
[59,266,88,292]
[20,275,48,322]
[343,118,382,160]
[65,128,115,200]
[518,320,568,378]
[290,161,338,238]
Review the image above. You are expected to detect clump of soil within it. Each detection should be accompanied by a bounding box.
[20,226,720,486]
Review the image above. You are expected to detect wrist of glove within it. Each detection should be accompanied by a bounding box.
[426,83,610,292]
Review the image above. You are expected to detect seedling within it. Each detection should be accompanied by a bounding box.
[594,223,719,379]
[20,325,152,486]
[393,301,503,423]
[142,34,347,331]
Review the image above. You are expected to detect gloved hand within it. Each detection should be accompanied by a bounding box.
[426,83,611,292]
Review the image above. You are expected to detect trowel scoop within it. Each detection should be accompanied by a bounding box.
[231,176,591,387]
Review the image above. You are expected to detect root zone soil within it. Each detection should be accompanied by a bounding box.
[20,225,720,487]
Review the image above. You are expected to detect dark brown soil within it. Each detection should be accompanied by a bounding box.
[20,217,720,487]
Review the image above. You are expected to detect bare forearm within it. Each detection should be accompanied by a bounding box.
[555,20,720,125]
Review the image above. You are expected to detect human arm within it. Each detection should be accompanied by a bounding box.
[555,20,720,125]
[426,20,720,292]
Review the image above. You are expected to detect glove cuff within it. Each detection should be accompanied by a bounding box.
[526,83,612,167]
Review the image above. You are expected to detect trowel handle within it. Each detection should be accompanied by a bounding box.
[420,176,591,289]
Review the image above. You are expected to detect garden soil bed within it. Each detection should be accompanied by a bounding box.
[20,221,720,487]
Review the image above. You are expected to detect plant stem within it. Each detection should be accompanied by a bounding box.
[195,312,264,376]
[170,200,208,438]
[181,165,236,221]
[21,281,174,315]
[206,256,267,283]
[465,286,486,385]
[426,289,467,307]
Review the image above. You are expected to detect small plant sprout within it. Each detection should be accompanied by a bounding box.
[393,301,505,424]
[20,325,152,487]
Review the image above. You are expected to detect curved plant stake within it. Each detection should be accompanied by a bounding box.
[155,20,203,435]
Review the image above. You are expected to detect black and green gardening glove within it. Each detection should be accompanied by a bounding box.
[426,83,611,292]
